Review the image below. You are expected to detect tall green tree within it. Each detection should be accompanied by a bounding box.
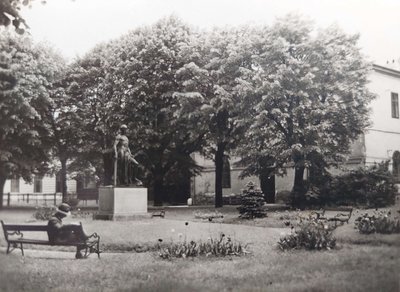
[237,15,375,206]
[66,42,121,186]
[113,16,206,205]
[46,64,85,202]
[0,30,63,208]
[67,17,206,205]
[176,26,255,207]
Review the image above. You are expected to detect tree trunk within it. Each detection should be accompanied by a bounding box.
[153,173,164,206]
[260,171,275,203]
[292,165,306,207]
[60,158,68,203]
[214,142,225,208]
[0,176,6,209]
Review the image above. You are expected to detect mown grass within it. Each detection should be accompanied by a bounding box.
[0,206,399,291]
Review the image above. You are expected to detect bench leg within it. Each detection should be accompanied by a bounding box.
[6,242,23,255]
[97,239,101,258]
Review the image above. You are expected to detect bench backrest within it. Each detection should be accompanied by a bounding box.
[1,220,49,241]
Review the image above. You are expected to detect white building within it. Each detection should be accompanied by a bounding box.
[362,64,400,171]
[2,174,98,206]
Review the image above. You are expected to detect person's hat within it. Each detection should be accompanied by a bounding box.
[55,203,71,216]
[120,124,128,129]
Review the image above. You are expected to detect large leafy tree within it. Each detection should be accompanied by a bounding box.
[0,29,64,208]
[66,42,122,186]
[113,17,206,205]
[176,26,255,207]
[67,17,205,205]
[238,15,375,206]
[46,63,86,202]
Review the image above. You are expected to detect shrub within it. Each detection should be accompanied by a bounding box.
[278,218,336,250]
[355,211,400,234]
[318,161,397,208]
[237,181,267,219]
[275,190,291,204]
[33,206,55,221]
[158,233,247,259]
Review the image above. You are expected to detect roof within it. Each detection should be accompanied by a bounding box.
[373,64,400,78]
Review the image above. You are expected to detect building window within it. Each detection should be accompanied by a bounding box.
[393,151,400,182]
[10,177,19,193]
[222,157,231,188]
[34,176,43,193]
[392,92,399,119]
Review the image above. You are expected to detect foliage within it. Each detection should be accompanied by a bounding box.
[236,14,375,207]
[32,206,55,221]
[176,25,256,207]
[68,16,205,205]
[355,210,400,234]
[158,233,247,259]
[0,0,30,33]
[319,161,397,208]
[237,181,267,219]
[0,30,65,207]
[65,42,121,186]
[278,217,336,250]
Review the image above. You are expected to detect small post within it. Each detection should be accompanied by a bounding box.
[7,192,10,207]
[54,193,57,206]
[27,194,29,204]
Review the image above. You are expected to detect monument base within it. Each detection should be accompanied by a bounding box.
[94,186,149,221]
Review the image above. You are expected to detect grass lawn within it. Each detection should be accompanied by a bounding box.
[0,206,399,291]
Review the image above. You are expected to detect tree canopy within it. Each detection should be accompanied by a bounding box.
[0,14,375,208]
[0,29,65,207]
[236,15,374,206]
[175,26,258,207]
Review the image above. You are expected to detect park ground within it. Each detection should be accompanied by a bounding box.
[0,204,399,292]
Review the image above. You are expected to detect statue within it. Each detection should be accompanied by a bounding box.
[113,124,143,186]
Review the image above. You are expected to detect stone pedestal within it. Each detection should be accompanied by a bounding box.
[94,186,150,220]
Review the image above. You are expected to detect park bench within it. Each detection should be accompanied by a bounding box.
[1,220,101,258]
[151,209,165,218]
[312,207,353,226]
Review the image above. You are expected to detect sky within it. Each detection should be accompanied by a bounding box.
[21,0,400,66]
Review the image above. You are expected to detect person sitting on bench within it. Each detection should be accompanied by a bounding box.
[47,203,89,259]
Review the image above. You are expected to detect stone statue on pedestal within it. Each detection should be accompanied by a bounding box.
[112,124,143,186]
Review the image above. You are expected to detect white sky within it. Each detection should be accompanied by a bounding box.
[22,0,400,65]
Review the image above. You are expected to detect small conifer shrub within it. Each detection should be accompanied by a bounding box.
[237,181,267,219]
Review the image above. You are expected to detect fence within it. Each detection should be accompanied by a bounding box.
[3,192,62,207]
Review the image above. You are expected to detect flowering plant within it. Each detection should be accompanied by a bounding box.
[278,218,336,250]
[355,210,400,234]
[157,222,248,259]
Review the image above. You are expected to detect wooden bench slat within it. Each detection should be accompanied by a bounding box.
[3,225,49,231]
[8,239,50,244]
